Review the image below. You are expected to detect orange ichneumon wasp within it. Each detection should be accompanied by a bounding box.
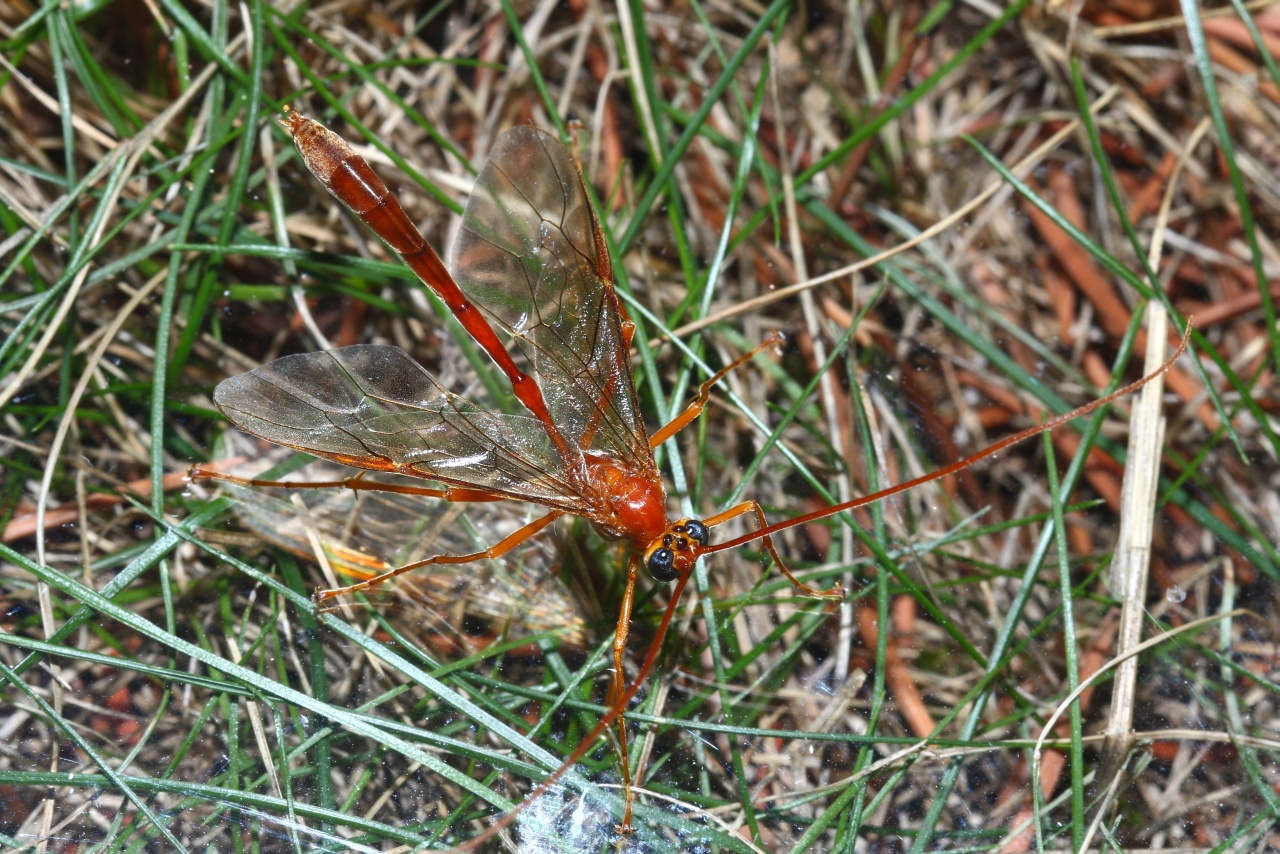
[191,108,1190,842]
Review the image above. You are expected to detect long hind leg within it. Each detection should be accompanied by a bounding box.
[608,554,641,833]
[314,510,563,601]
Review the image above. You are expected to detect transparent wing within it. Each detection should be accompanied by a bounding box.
[215,436,586,646]
[212,344,594,513]
[451,126,651,468]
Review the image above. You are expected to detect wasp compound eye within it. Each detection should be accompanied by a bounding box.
[683,519,709,547]
[647,548,678,582]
